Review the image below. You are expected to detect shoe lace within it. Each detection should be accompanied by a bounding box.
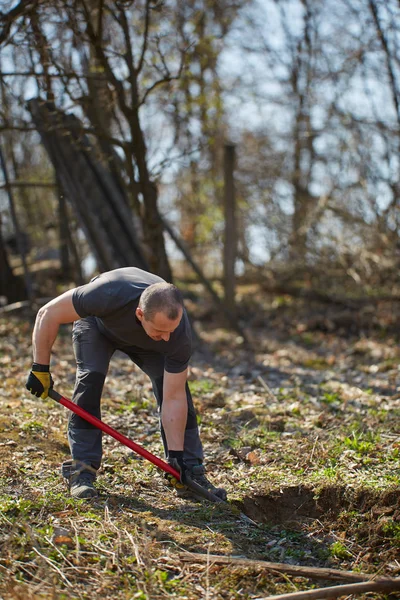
[72,471,95,487]
[190,465,214,490]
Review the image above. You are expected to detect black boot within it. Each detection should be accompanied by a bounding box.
[176,463,227,501]
[61,459,98,499]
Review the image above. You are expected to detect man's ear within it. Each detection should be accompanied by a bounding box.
[136,307,144,320]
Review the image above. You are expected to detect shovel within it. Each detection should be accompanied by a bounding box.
[48,389,225,503]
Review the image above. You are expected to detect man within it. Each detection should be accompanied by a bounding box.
[26,267,227,501]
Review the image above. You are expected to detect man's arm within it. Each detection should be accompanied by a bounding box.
[161,369,188,451]
[33,289,80,364]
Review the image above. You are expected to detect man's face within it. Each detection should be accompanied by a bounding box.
[135,307,182,341]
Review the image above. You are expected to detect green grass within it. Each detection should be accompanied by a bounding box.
[381,520,400,547]
[343,431,380,456]
[189,379,216,394]
[321,391,342,405]
[21,420,45,432]
[330,541,352,559]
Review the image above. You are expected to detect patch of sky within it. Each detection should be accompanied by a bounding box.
[273,180,294,216]
[317,211,365,252]
[246,223,282,265]
[144,110,176,174]
[373,181,394,214]
[309,164,331,197]
[310,105,329,131]
[340,72,397,123]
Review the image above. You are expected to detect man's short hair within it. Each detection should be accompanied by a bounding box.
[139,282,184,321]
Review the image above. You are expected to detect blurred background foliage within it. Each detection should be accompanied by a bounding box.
[0,0,399,309]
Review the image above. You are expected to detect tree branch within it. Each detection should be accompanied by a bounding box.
[137,0,151,75]
[0,70,110,80]
[368,0,400,128]
[140,73,181,106]
[0,0,38,45]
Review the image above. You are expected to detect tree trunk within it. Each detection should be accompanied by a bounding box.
[129,105,172,281]
[0,216,26,303]
[56,176,71,280]
[0,143,32,302]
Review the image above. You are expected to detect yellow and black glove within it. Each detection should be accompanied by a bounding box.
[165,450,188,489]
[26,363,53,399]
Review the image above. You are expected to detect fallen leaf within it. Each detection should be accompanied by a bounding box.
[246,450,261,465]
[53,535,74,547]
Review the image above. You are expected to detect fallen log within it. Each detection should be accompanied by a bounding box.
[179,552,387,583]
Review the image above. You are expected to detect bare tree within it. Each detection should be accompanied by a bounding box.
[0,0,194,280]
[222,0,400,285]
[3,0,400,296]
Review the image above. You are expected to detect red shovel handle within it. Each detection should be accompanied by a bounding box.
[48,389,225,504]
[48,388,180,479]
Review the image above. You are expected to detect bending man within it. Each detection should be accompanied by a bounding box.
[26,267,227,501]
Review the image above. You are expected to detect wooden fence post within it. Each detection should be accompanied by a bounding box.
[223,143,237,317]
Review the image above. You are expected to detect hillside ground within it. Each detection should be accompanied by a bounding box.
[0,283,399,599]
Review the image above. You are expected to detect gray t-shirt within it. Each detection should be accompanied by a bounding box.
[72,267,191,373]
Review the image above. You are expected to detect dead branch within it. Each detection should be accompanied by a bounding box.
[254,577,400,600]
[179,552,386,583]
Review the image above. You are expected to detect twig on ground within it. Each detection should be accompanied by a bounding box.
[124,529,145,566]
[257,375,278,402]
[69,520,81,566]
[32,547,73,587]
[309,436,319,464]
[253,577,400,600]
[45,536,76,569]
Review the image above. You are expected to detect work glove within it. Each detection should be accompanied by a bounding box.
[26,363,53,399]
[166,450,188,486]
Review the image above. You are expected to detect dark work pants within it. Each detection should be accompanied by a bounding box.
[68,316,203,470]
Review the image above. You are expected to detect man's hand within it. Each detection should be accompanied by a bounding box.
[26,363,53,399]
[167,450,188,484]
